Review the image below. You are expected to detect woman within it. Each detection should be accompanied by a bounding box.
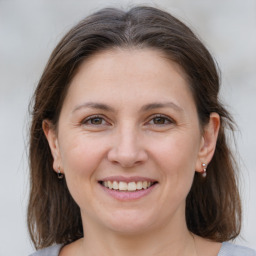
[28,6,256,256]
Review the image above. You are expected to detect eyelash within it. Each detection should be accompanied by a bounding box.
[81,114,175,127]
[146,114,175,126]
[82,115,108,126]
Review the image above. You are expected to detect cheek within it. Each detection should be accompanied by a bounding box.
[58,136,105,206]
[152,133,200,174]
[58,135,107,200]
[60,134,102,171]
[151,132,200,198]
[155,137,198,202]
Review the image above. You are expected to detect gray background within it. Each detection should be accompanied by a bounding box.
[0,0,255,255]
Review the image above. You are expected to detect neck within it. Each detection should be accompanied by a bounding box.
[78,215,197,256]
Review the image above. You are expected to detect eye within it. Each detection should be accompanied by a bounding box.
[152,116,169,125]
[82,115,108,126]
[147,115,174,126]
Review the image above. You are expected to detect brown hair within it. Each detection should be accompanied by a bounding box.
[28,6,241,249]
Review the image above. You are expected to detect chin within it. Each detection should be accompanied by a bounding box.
[100,209,157,235]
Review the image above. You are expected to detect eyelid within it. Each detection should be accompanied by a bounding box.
[146,114,175,125]
[81,114,110,126]
[80,113,175,127]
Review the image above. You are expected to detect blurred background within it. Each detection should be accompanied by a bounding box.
[0,0,255,255]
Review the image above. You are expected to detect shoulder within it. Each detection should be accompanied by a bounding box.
[28,244,63,256]
[219,242,256,256]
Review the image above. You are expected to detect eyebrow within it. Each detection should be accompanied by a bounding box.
[72,101,183,113]
[72,102,115,113]
[140,102,184,113]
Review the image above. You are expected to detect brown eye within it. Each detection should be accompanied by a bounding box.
[153,117,167,124]
[82,115,107,126]
[149,115,172,125]
[90,117,103,125]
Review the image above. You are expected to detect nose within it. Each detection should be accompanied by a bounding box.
[107,125,148,168]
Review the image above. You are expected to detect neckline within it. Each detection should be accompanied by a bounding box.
[56,242,227,256]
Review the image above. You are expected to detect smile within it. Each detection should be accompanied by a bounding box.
[98,176,158,200]
[100,180,155,191]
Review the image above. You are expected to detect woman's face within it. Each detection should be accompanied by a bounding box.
[46,48,214,234]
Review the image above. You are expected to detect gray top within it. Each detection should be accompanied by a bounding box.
[218,242,256,256]
[29,242,256,256]
[29,244,63,256]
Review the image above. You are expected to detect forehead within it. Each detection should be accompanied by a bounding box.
[62,48,196,112]
[75,48,188,83]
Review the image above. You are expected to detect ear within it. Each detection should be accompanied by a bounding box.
[42,120,62,173]
[195,113,220,173]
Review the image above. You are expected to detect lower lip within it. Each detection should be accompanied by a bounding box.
[100,183,157,201]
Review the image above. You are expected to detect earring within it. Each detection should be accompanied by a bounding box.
[201,163,207,178]
[57,167,64,179]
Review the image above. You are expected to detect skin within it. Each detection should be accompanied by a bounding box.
[44,48,221,256]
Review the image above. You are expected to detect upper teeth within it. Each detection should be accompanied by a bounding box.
[102,181,153,191]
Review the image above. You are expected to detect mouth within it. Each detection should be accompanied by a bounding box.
[98,180,158,192]
[98,176,158,200]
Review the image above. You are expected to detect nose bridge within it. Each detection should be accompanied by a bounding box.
[119,123,138,153]
[108,121,147,167]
